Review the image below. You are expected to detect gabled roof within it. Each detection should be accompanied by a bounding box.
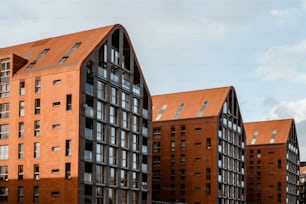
[152,86,232,121]
[244,119,293,145]
[0,24,118,73]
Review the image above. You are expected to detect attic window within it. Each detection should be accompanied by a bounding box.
[27,48,50,69]
[198,100,208,116]
[270,129,277,143]
[59,42,81,64]
[251,130,258,144]
[155,104,167,121]
[174,103,185,119]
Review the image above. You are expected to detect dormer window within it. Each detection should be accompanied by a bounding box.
[27,49,49,69]
[59,42,81,64]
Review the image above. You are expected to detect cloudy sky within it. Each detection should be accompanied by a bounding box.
[1,0,306,159]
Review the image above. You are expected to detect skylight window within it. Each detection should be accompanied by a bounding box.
[155,104,167,121]
[174,102,185,119]
[27,48,50,69]
[198,100,208,116]
[270,129,277,143]
[59,42,81,64]
[251,130,258,144]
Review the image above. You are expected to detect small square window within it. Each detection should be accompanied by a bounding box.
[53,102,61,107]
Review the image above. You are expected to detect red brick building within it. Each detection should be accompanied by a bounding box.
[152,87,246,203]
[245,119,300,204]
[0,24,151,203]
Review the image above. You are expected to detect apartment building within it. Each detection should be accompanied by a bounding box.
[152,87,246,204]
[245,119,300,204]
[0,24,151,203]
[300,162,306,204]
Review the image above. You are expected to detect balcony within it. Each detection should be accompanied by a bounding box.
[85,83,93,95]
[142,127,148,136]
[142,145,148,154]
[122,79,130,90]
[98,66,107,78]
[84,172,92,184]
[142,109,149,119]
[142,182,148,190]
[85,128,93,140]
[142,164,148,172]
[133,85,140,95]
[110,73,119,84]
[84,150,92,161]
[85,106,94,118]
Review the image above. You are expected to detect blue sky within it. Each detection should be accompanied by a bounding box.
[1,0,306,158]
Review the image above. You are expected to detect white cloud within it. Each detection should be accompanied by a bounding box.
[255,40,306,83]
[265,98,306,123]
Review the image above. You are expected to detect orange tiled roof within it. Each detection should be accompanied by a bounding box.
[152,86,232,121]
[0,24,118,73]
[244,119,293,145]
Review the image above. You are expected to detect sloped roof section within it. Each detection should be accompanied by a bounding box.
[245,119,293,145]
[0,25,117,73]
[152,86,232,121]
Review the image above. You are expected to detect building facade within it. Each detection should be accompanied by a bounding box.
[0,24,151,203]
[152,87,246,203]
[245,119,300,204]
[300,162,306,204]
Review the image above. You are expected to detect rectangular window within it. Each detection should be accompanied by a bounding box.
[52,124,60,129]
[97,101,106,121]
[109,147,117,165]
[34,143,40,158]
[65,140,72,156]
[0,103,9,118]
[52,101,60,107]
[206,168,211,180]
[19,101,25,116]
[206,184,211,195]
[122,150,128,167]
[0,166,8,181]
[97,81,106,100]
[34,164,39,180]
[96,143,105,163]
[0,124,8,139]
[33,186,39,203]
[181,155,186,165]
[181,125,186,136]
[96,165,104,184]
[18,143,24,159]
[121,92,129,109]
[18,165,23,180]
[35,79,41,93]
[181,140,186,151]
[34,120,40,136]
[65,163,71,179]
[132,134,139,151]
[120,170,128,187]
[53,79,61,85]
[153,128,161,138]
[0,187,8,202]
[20,81,25,96]
[132,153,139,170]
[278,160,282,168]
[121,130,128,148]
[19,122,24,138]
[153,142,160,152]
[132,115,139,132]
[110,167,117,185]
[171,141,175,152]
[206,138,211,149]
[52,169,60,174]
[35,99,40,114]
[171,126,176,136]
[18,186,24,202]
[66,94,72,110]
[122,111,129,129]
[133,98,139,114]
[111,87,118,105]
[110,127,118,145]
[110,106,118,125]
[0,145,8,160]
[96,122,105,142]
[0,58,10,98]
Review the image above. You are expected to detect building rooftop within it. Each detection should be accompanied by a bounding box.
[152,86,232,121]
[0,24,118,74]
[244,119,293,145]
